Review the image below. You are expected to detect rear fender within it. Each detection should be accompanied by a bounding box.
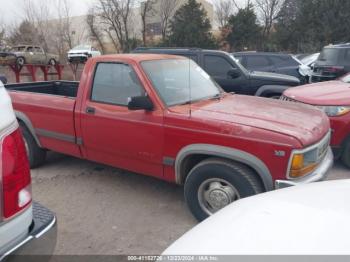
[15,111,42,147]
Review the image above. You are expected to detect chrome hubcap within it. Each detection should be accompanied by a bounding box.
[198,178,240,215]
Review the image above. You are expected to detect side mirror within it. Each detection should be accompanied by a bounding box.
[128,96,154,111]
[227,68,241,79]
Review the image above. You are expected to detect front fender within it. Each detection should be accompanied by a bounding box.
[175,144,274,191]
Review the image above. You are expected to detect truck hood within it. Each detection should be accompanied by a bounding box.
[284,81,350,106]
[250,71,300,85]
[188,94,329,147]
[68,50,89,54]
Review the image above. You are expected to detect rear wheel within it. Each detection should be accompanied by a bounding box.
[184,158,264,221]
[20,123,46,169]
[341,139,350,169]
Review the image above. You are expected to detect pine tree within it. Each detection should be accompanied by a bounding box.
[226,6,261,51]
[168,0,217,48]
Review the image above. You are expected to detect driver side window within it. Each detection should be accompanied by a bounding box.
[204,55,234,78]
[91,63,144,106]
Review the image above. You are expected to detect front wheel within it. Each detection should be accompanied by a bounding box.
[48,58,57,66]
[16,56,25,69]
[184,158,264,221]
[341,139,350,169]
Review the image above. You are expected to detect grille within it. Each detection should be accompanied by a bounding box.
[280,95,299,103]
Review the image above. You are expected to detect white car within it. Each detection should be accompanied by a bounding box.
[67,45,101,63]
[163,180,350,255]
[0,81,57,260]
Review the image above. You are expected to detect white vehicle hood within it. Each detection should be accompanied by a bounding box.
[0,81,16,131]
[68,49,89,54]
[163,180,350,255]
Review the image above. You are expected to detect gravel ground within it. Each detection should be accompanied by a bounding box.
[31,153,349,255]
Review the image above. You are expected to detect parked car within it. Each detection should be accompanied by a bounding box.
[0,80,57,260]
[68,45,101,63]
[134,48,300,98]
[233,52,310,83]
[311,43,350,83]
[0,45,59,68]
[5,54,332,221]
[163,180,350,255]
[0,75,6,84]
[282,74,350,168]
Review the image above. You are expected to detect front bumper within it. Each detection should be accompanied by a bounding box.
[275,148,333,189]
[1,202,57,262]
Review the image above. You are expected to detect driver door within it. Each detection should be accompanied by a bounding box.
[80,62,164,178]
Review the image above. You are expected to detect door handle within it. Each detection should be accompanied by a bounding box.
[86,107,96,114]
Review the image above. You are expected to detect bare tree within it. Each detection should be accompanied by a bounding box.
[21,0,51,50]
[160,0,180,41]
[214,0,239,28]
[97,0,135,52]
[56,0,74,50]
[87,8,106,54]
[255,0,284,40]
[140,0,155,46]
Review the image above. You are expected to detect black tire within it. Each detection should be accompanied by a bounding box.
[184,158,264,221]
[341,138,350,169]
[20,123,46,169]
[48,58,57,66]
[16,56,25,69]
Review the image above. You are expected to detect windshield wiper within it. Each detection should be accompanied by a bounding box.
[209,93,224,100]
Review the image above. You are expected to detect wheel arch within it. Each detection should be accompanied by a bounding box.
[255,85,291,97]
[175,144,274,191]
[15,110,42,147]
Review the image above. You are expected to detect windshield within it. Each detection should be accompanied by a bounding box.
[10,46,26,52]
[318,48,340,64]
[341,74,350,83]
[230,54,249,74]
[73,45,91,50]
[141,59,222,107]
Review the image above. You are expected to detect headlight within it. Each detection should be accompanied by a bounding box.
[289,132,330,179]
[290,151,318,178]
[318,106,350,117]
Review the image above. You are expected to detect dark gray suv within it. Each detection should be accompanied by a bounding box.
[134,48,300,98]
[312,44,350,82]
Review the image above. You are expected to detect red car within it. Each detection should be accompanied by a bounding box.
[5,54,333,221]
[283,74,350,168]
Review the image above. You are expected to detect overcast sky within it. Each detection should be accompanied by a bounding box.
[0,0,247,25]
[0,0,95,24]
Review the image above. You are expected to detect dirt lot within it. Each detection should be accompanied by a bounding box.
[31,153,349,255]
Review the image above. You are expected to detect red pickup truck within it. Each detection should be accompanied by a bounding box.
[282,74,350,168]
[5,54,333,221]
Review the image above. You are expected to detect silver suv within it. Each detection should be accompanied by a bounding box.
[0,81,57,261]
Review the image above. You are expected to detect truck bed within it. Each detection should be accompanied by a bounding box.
[5,81,79,98]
